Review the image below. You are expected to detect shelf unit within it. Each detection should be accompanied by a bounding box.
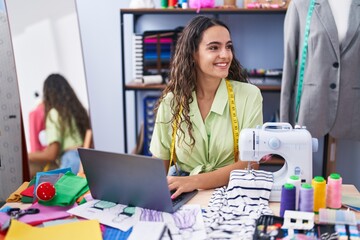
[120,8,286,153]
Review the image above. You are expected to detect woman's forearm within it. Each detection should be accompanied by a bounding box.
[28,142,60,162]
[192,160,250,190]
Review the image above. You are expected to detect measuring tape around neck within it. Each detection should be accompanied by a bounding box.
[295,0,316,122]
[169,79,239,174]
[226,80,239,162]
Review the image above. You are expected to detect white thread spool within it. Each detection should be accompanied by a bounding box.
[287,175,301,210]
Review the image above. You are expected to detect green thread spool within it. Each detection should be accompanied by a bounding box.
[161,0,168,8]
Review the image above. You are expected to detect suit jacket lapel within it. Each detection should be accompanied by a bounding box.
[341,0,360,52]
[314,0,340,58]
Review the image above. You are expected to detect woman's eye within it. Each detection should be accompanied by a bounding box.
[208,46,218,50]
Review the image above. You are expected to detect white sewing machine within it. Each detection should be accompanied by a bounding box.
[239,122,318,201]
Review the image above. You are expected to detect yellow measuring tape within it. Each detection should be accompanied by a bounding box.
[169,105,181,174]
[169,79,239,173]
[225,79,239,162]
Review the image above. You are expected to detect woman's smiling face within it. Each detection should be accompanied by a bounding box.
[193,25,233,82]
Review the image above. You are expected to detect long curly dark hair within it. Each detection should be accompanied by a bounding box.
[43,73,90,141]
[156,15,248,148]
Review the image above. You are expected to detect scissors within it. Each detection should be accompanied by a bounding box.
[0,207,40,231]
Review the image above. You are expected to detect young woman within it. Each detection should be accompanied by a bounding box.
[28,74,90,177]
[149,16,263,199]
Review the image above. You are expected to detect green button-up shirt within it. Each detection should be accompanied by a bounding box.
[46,108,83,154]
[150,79,263,175]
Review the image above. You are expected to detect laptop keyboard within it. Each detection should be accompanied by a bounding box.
[170,191,184,206]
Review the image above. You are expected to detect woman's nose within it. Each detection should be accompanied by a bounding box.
[219,48,231,58]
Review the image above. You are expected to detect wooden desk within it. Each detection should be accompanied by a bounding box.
[187,184,360,219]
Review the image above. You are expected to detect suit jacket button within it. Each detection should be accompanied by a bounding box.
[333,62,339,68]
[330,83,337,89]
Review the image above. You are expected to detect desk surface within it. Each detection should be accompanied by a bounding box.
[2,185,359,217]
[187,184,360,219]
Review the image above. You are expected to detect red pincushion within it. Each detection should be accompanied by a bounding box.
[36,182,56,201]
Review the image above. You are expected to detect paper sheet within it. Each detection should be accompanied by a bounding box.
[5,219,102,240]
[68,200,207,239]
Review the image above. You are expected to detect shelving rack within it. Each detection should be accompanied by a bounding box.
[120,8,286,153]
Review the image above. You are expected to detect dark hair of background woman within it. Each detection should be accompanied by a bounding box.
[43,73,90,140]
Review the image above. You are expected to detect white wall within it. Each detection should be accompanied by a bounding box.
[5,0,88,151]
[75,0,129,153]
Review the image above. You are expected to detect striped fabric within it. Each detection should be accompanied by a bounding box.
[203,170,274,239]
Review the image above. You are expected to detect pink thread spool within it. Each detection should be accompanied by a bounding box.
[327,173,342,209]
[189,0,215,11]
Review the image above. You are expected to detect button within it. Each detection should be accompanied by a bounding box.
[330,83,337,89]
[268,137,281,150]
[333,62,339,68]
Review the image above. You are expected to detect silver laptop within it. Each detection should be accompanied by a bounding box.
[78,148,198,213]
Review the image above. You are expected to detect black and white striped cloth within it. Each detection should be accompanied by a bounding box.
[203,170,274,239]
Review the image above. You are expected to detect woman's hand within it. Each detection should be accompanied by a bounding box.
[166,160,253,199]
[167,175,199,199]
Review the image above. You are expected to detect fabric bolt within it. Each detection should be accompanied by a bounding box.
[0,202,74,228]
[202,170,274,239]
[21,185,35,198]
[34,168,71,198]
[150,79,263,175]
[5,182,29,203]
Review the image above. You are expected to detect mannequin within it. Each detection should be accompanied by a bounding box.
[280,0,360,141]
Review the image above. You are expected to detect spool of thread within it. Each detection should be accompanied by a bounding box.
[312,176,326,213]
[287,175,301,210]
[178,0,188,8]
[327,173,342,209]
[161,0,168,8]
[168,0,177,8]
[279,183,296,217]
[299,183,314,212]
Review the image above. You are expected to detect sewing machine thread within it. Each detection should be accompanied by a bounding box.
[287,175,301,210]
[299,183,313,212]
[279,183,296,217]
[326,173,342,209]
[312,176,326,213]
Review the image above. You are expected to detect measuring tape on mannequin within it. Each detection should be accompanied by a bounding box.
[169,79,239,173]
[295,0,316,122]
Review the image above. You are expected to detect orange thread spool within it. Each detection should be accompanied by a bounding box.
[168,0,178,8]
[312,176,326,213]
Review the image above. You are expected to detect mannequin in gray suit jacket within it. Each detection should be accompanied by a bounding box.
[280,0,360,141]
